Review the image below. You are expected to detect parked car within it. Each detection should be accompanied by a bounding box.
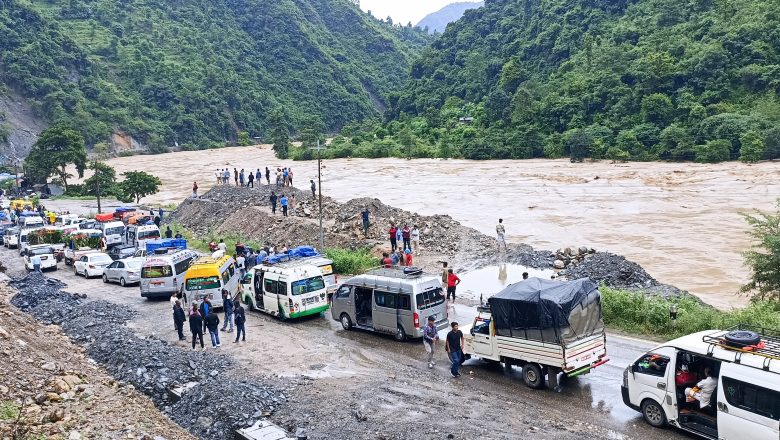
[102,257,144,286]
[108,244,137,261]
[24,245,58,271]
[74,253,113,278]
[4,227,19,248]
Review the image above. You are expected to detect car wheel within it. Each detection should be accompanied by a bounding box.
[74,266,79,276]
[641,399,667,428]
[102,274,108,283]
[120,277,126,287]
[340,313,353,330]
[521,363,545,389]
[394,325,407,342]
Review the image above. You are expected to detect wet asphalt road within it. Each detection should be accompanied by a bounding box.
[1,245,692,439]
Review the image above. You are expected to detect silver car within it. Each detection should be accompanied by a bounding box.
[102,257,144,287]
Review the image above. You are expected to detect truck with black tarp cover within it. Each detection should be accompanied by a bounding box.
[462,277,608,390]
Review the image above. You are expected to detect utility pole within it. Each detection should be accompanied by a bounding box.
[311,140,326,250]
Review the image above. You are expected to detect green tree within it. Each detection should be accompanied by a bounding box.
[118,171,161,203]
[615,130,643,158]
[299,116,326,148]
[269,108,290,159]
[742,200,780,301]
[606,146,630,162]
[695,139,731,163]
[659,125,694,160]
[24,124,87,192]
[739,130,765,163]
[83,162,118,197]
[564,129,593,162]
[764,127,780,160]
[237,131,252,146]
[640,93,674,125]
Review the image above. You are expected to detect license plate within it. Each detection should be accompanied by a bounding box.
[152,281,163,285]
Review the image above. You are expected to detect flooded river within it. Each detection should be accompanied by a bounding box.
[101,146,780,309]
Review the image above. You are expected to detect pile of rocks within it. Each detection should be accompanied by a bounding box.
[10,272,287,440]
[561,252,657,289]
[551,246,597,270]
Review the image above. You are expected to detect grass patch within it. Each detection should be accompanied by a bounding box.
[325,247,376,275]
[50,195,97,201]
[0,401,20,421]
[602,287,780,340]
[166,222,264,255]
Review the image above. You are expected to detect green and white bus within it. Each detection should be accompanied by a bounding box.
[240,260,328,319]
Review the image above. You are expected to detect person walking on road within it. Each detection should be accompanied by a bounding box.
[496,218,507,252]
[270,192,278,215]
[221,290,234,332]
[361,208,370,237]
[423,316,439,368]
[446,268,461,302]
[388,224,398,252]
[280,194,289,217]
[411,225,420,254]
[234,300,247,343]
[445,322,464,377]
[189,305,205,351]
[173,300,186,341]
[205,308,221,348]
[310,179,316,198]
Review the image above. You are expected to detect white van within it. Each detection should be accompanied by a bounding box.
[622,327,780,440]
[140,248,198,299]
[54,214,84,227]
[19,215,45,229]
[99,221,126,247]
[240,261,328,320]
[126,224,160,249]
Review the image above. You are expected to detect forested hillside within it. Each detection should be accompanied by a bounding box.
[325,0,780,162]
[0,0,430,152]
[416,1,483,34]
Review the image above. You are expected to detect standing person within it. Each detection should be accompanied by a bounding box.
[395,227,403,251]
[388,224,398,252]
[247,171,255,188]
[192,181,199,198]
[283,168,289,186]
[496,218,507,252]
[189,305,204,351]
[404,249,413,266]
[361,207,370,237]
[234,299,246,343]
[280,194,289,217]
[265,167,271,185]
[446,268,461,301]
[401,223,411,251]
[98,236,107,253]
[235,240,245,256]
[381,252,393,268]
[173,300,186,341]
[158,207,164,222]
[239,169,245,187]
[217,239,227,252]
[233,168,239,186]
[170,291,179,310]
[236,253,246,277]
[445,322,464,377]
[204,308,221,348]
[223,168,230,185]
[215,169,222,185]
[165,226,173,238]
[255,168,261,184]
[220,290,234,333]
[275,169,282,187]
[310,179,316,198]
[31,253,42,272]
[270,192,278,214]
[423,316,439,368]
[411,225,420,254]
[288,168,294,186]
[199,297,212,332]
[441,262,449,291]
[289,193,296,214]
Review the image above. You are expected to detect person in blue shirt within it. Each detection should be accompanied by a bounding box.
[280,195,289,217]
[361,208,370,237]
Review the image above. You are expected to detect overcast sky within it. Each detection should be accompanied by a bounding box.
[359,0,462,25]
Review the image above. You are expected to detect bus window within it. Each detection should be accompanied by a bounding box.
[186,276,221,291]
[142,265,173,278]
[291,277,325,295]
[264,278,279,295]
[221,270,230,285]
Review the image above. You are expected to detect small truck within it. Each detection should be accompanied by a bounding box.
[462,277,609,390]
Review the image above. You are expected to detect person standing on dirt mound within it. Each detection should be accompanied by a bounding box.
[247,171,255,188]
[239,169,246,187]
[496,218,507,252]
[234,300,247,343]
[192,181,198,198]
[255,168,262,185]
[310,179,316,198]
[189,305,205,351]
[411,225,420,254]
[173,300,186,341]
[265,167,271,185]
[388,224,398,252]
[280,194,289,217]
[361,208,370,237]
[402,223,411,251]
[270,191,278,214]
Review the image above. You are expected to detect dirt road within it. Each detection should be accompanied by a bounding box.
[84,147,780,308]
[1,246,691,440]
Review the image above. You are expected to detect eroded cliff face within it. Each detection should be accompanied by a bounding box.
[0,91,47,162]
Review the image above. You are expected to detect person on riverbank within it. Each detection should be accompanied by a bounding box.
[445,322,464,377]
[423,315,439,368]
[173,300,186,341]
[239,169,246,187]
[215,169,222,185]
[189,305,204,351]
[310,180,316,198]
[388,224,398,252]
[205,308,221,348]
[265,167,271,185]
[247,171,254,188]
[402,224,411,251]
[446,268,460,301]
[280,194,289,217]
[255,169,262,185]
[233,168,239,186]
[270,192,278,214]
[223,169,229,185]
[221,290,234,333]
[411,225,420,254]
[361,208,370,237]
[288,168,294,186]
[234,299,246,343]
[496,218,507,252]
[275,169,282,187]
[283,168,289,186]
[192,181,198,198]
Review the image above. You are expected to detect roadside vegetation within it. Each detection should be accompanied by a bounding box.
[325,248,376,275]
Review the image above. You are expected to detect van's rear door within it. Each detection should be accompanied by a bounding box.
[716,363,780,440]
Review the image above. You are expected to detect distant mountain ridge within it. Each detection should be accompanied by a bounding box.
[416,1,484,34]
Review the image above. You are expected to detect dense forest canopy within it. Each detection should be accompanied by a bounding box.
[0,0,430,150]
[320,0,780,162]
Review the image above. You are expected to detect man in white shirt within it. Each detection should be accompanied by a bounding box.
[217,239,227,252]
[685,367,717,408]
[496,218,507,252]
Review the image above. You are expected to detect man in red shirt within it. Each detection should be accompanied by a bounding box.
[381,252,393,268]
[446,268,460,301]
[388,225,398,252]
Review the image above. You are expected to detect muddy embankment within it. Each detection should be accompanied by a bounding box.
[170,185,688,299]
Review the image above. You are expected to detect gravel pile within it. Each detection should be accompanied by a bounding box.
[9,272,287,440]
[561,252,657,289]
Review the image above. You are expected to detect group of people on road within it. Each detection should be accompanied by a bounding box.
[423,317,466,378]
[171,290,247,350]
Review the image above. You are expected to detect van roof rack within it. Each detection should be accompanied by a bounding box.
[702,324,780,370]
[365,267,426,279]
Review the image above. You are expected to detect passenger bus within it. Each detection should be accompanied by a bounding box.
[140,248,198,299]
[240,260,328,320]
[183,255,240,308]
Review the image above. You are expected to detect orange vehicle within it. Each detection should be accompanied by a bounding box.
[127,213,153,225]
[95,213,114,222]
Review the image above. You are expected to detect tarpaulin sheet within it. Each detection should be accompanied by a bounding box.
[488,278,603,344]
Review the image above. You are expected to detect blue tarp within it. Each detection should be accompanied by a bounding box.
[262,246,320,264]
[145,238,187,253]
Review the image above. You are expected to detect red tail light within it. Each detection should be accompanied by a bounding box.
[413,312,420,328]
[289,298,294,312]
[88,265,95,269]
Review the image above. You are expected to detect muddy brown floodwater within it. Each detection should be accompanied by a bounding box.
[97,146,780,309]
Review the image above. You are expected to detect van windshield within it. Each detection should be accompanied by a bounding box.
[142,265,173,278]
[291,276,325,295]
[416,288,445,310]
[138,230,160,240]
[186,276,221,290]
[105,226,124,236]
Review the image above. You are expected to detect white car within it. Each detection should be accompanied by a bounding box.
[74,253,113,278]
[24,245,58,271]
[102,257,144,287]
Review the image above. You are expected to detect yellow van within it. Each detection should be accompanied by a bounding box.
[183,255,239,308]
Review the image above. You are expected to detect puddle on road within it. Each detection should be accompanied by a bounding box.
[457,264,555,302]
